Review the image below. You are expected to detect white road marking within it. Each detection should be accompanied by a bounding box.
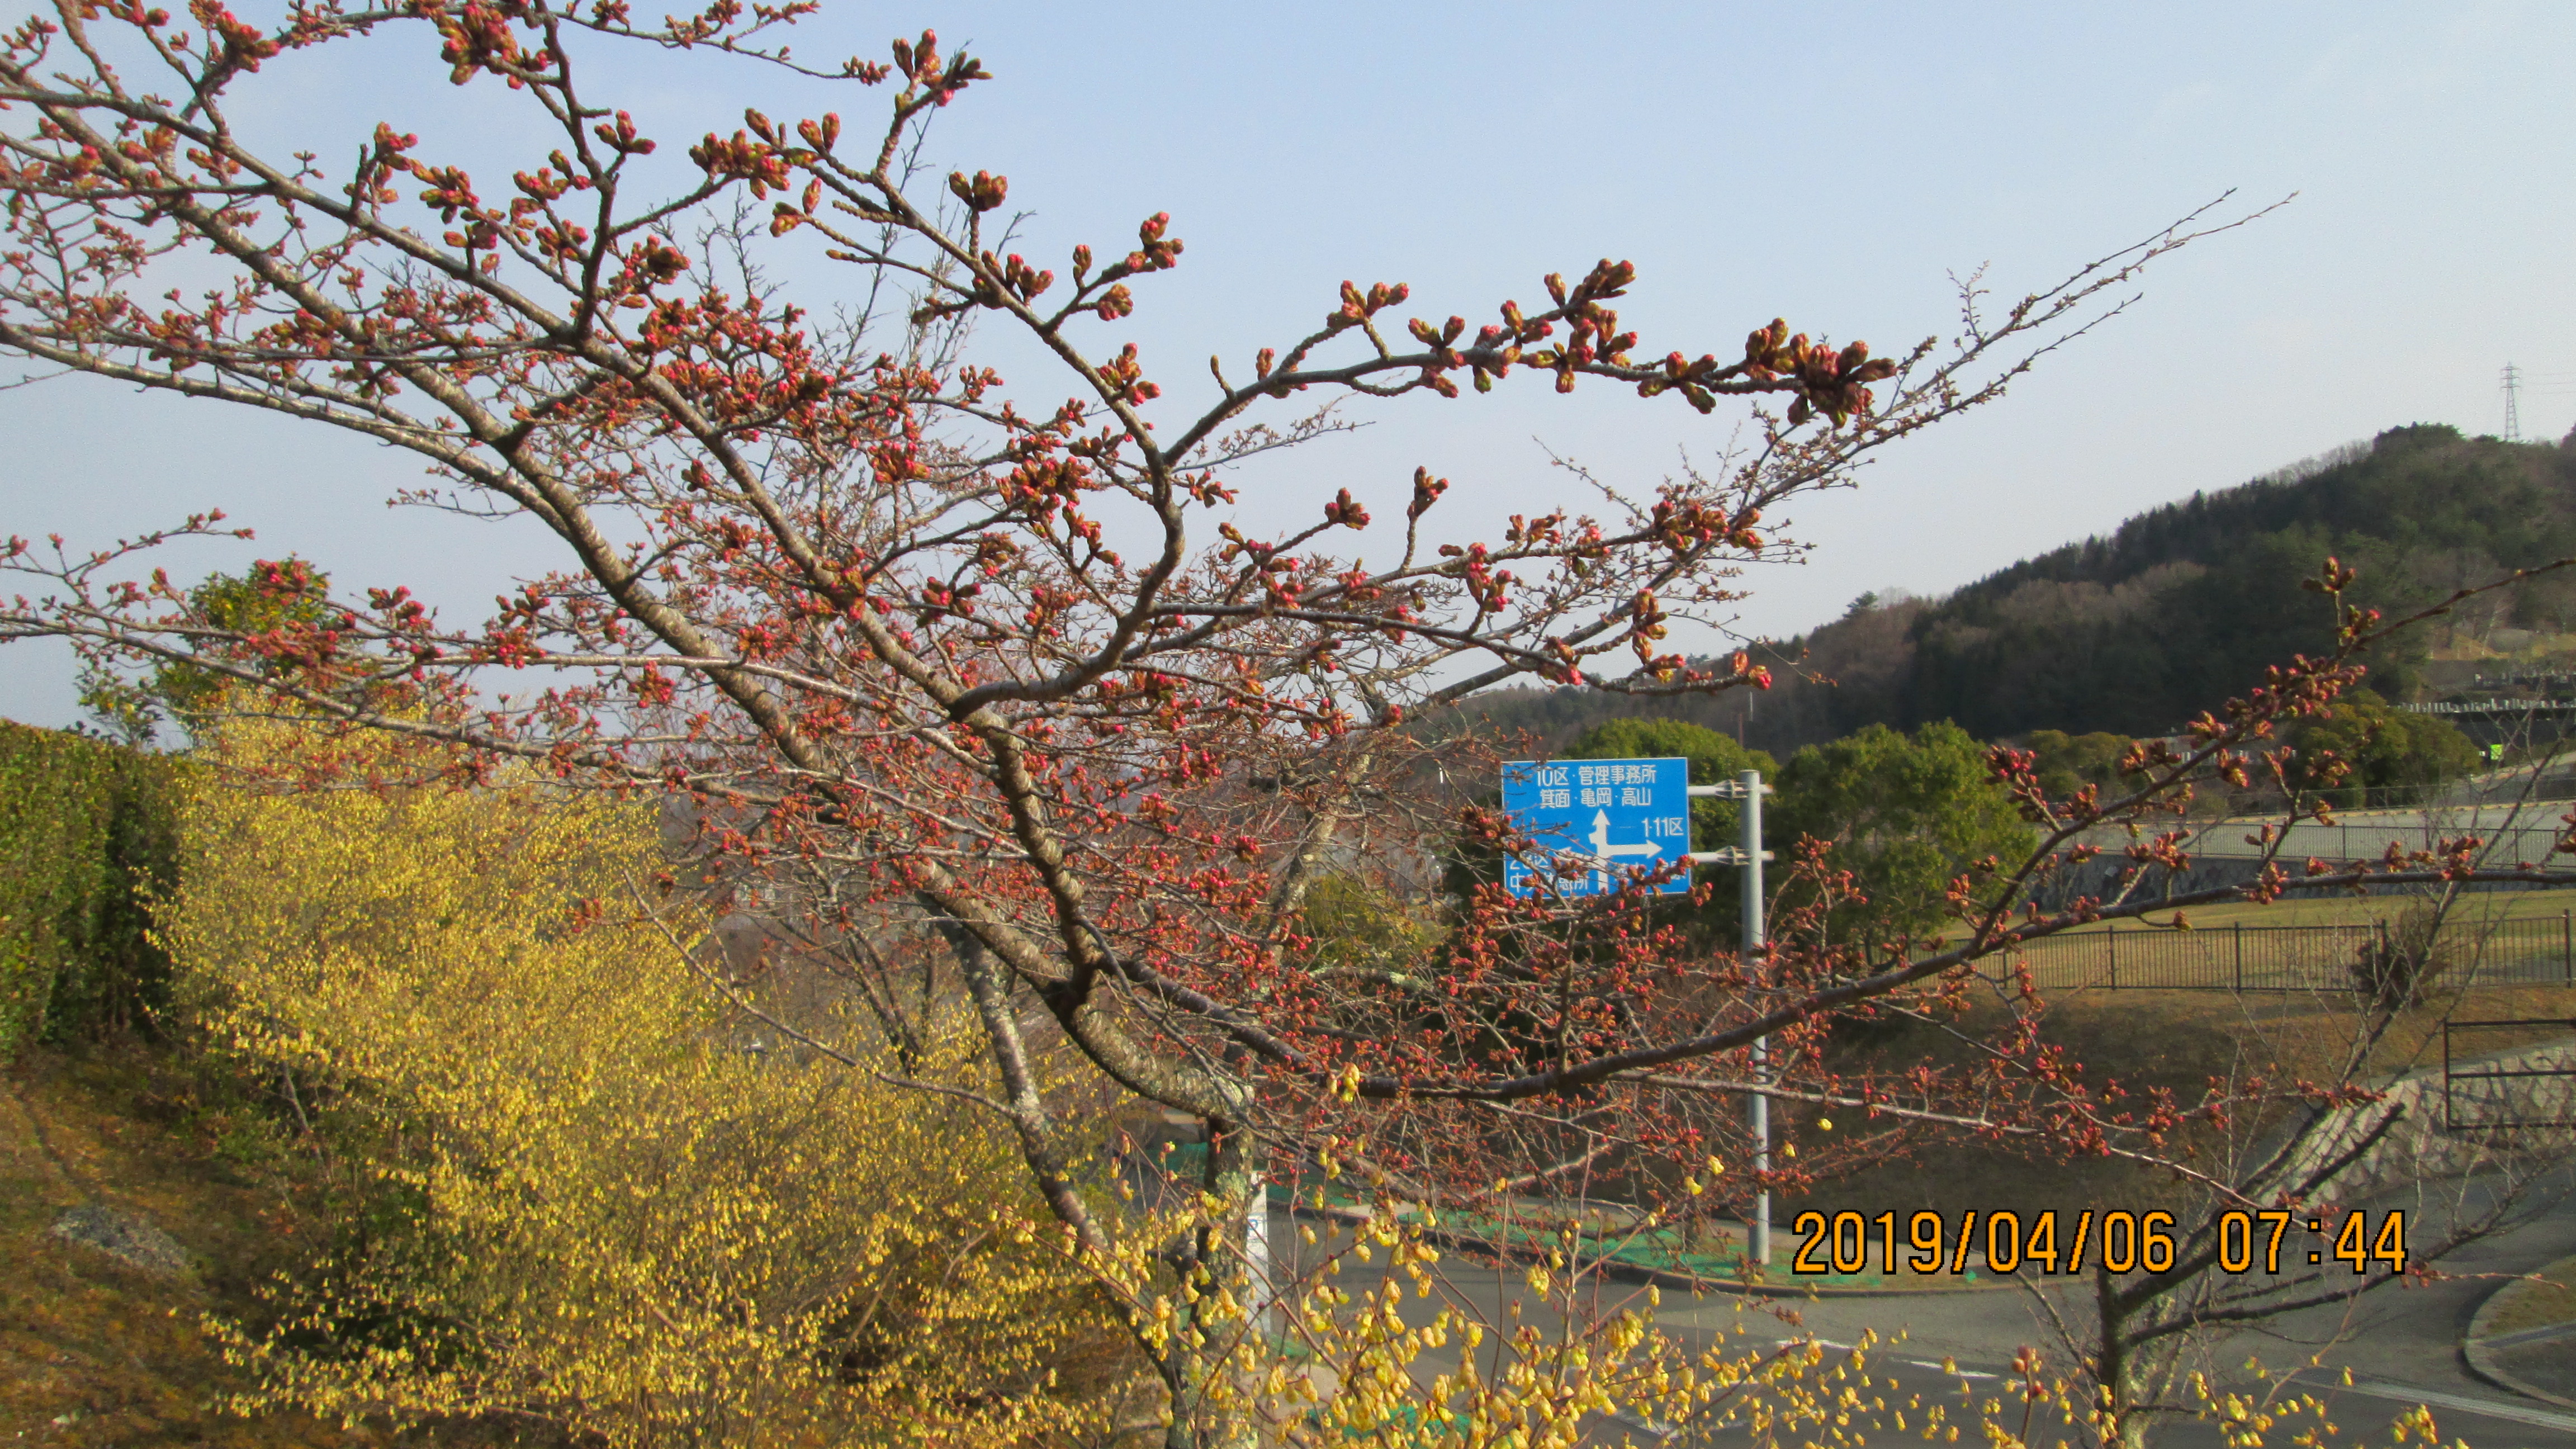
[1779,1338,2000,1381]
[2292,1374,2576,1434]
[1768,1341,2575,1434]
[1903,1358,1999,1380]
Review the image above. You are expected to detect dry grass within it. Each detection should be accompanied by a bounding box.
[0,1046,399,1449]
[2478,1255,2576,1337]
[2048,886,2576,933]
[1781,985,2576,1228]
[2015,890,2576,995]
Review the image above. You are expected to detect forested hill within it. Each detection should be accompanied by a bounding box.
[1460,423,2576,755]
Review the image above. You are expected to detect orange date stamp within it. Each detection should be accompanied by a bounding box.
[1788,1209,2409,1277]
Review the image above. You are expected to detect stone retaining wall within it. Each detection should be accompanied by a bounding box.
[2271,1040,2576,1201]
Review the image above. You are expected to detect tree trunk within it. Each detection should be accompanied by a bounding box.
[2094,1264,2152,1449]
[1192,1110,1267,1449]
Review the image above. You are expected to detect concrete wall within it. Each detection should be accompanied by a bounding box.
[2271,1040,2576,1202]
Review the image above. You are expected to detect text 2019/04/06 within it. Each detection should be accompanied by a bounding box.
[1788,1209,2411,1277]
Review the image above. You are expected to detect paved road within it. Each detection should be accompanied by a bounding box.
[1276,1183,2576,1448]
[2083,801,2572,864]
[2132,760,2576,865]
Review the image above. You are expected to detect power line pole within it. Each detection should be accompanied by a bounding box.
[2503,362,2524,442]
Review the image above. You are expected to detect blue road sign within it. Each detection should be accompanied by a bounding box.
[1500,756,1693,897]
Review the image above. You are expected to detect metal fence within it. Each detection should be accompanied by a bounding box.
[2014,913,2576,993]
[2443,1017,2576,1130]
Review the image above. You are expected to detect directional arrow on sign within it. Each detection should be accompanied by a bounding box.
[1587,809,1664,868]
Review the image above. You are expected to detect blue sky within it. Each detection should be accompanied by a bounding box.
[4,0,2572,726]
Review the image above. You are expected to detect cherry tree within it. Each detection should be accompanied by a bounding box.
[10,3,2557,1443]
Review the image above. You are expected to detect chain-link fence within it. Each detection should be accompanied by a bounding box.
[2014,913,2576,993]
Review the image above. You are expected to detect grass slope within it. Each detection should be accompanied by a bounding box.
[0,1047,390,1449]
[1786,984,2576,1230]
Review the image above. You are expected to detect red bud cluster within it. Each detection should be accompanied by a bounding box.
[431,1,524,86]
[1328,278,1408,330]
[590,109,655,157]
[1406,467,1448,522]
[690,129,792,195]
[1128,212,1182,272]
[1743,318,1898,427]
[1094,342,1158,404]
[886,29,987,106]
[795,113,842,151]
[946,169,1008,213]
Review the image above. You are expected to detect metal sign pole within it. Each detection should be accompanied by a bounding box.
[1684,769,1774,1267]
[1741,769,1769,1268]
[1247,1161,1273,1334]
[1503,755,1773,1268]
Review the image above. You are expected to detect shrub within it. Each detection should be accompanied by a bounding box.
[0,721,182,1054]
[1772,721,2037,946]
[2347,902,2451,1011]
[2290,689,2482,808]
[162,722,1133,1448]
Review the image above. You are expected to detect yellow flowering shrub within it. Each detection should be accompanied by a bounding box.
[159,724,1133,1447]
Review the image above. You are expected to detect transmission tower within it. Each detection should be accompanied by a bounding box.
[2503,362,2524,441]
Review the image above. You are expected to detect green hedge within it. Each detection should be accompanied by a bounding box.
[0,720,184,1055]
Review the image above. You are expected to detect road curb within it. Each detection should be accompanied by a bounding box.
[1595,1256,2020,1299]
[1284,1201,2015,1298]
[2462,1260,2576,1410]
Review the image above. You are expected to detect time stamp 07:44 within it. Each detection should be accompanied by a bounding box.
[1787,1208,2412,1278]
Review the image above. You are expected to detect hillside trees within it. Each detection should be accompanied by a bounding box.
[1481,427,2576,759]
[8,2,2564,1442]
[1903,427,2576,740]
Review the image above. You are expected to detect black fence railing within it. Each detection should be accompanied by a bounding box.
[2442,1017,2576,1130]
[2015,914,2576,993]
